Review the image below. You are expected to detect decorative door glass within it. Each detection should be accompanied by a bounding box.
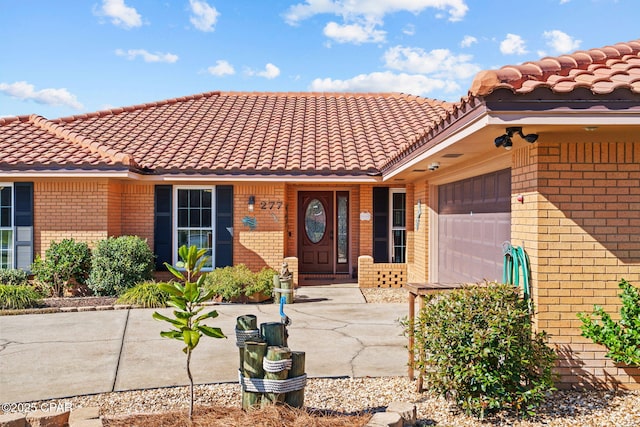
[304,198,326,243]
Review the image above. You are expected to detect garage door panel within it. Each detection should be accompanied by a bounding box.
[438,213,510,284]
[437,169,511,285]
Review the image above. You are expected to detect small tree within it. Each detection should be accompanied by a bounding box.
[152,245,225,420]
[578,279,640,366]
[31,239,91,297]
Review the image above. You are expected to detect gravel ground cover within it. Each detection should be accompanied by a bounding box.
[4,287,639,426]
[360,287,407,303]
[23,377,640,426]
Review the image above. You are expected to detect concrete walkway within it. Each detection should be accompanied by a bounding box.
[0,285,409,403]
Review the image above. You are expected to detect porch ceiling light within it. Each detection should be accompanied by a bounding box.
[494,127,538,150]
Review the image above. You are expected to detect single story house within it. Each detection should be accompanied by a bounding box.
[1,39,638,389]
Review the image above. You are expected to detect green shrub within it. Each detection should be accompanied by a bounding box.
[203,264,253,301]
[0,284,42,309]
[31,239,92,297]
[0,268,29,286]
[203,264,276,302]
[405,282,556,418]
[116,281,171,308]
[578,279,640,366]
[243,266,277,297]
[87,236,155,296]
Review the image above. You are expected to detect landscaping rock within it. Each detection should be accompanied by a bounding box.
[68,420,102,427]
[0,412,26,427]
[68,407,100,424]
[366,411,402,427]
[386,401,416,426]
[25,409,69,427]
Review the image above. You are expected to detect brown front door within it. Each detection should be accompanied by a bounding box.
[298,192,333,273]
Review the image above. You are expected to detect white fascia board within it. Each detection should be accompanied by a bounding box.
[382,114,491,182]
[0,171,134,179]
[382,108,640,181]
[146,174,382,183]
[487,110,640,126]
[0,171,381,183]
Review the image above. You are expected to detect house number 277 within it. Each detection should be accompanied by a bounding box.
[260,201,283,210]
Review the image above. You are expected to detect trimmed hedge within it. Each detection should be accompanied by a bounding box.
[88,236,155,296]
[405,282,556,418]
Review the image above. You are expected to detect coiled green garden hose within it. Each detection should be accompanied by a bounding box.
[502,242,531,301]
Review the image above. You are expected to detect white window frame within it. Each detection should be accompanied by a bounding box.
[389,188,407,263]
[0,183,14,269]
[172,186,216,270]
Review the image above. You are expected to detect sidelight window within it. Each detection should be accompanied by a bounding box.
[0,184,13,269]
[390,189,406,263]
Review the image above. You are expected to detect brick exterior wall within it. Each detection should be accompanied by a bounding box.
[359,184,373,256]
[34,180,155,258]
[121,183,154,247]
[358,255,408,288]
[409,181,429,284]
[34,180,110,255]
[234,183,286,271]
[512,140,640,390]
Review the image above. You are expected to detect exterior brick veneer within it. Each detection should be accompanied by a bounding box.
[511,141,640,390]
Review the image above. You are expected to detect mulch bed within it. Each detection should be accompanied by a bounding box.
[41,296,118,308]
[103,404,371,427]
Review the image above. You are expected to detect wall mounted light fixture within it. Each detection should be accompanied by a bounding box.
[494,127,538,150]
[248,195,255,212]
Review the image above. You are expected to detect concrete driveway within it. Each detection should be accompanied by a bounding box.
[0,285,409,403]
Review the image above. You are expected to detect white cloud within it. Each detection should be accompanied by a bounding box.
[460,35,477,48]
[246,63,281,79]
[0,81,83,110]
[543,30,581,54]
[115,49,178,63]
[189,0,219,32]
[383,45,480,79]
[309,71,460,97]
[207,60,235,76]
[323,21,386,44]
[285,0,469,24]
[95,0,142,29]
[500,33,527,55]
[402,24,415,36]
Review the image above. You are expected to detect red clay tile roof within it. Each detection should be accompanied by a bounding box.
[49,92,454,175]
[0,115,138,170]
[470,39,640,96]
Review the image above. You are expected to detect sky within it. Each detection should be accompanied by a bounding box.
[1,0,638,119]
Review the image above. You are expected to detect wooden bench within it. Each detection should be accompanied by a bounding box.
[406,282,463,391]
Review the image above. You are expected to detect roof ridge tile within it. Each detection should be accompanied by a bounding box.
[469,38,640,96]
[27,114,141,168]
[55,91,222,123]
[0,115,32,126]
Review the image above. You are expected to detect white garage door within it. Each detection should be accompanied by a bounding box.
[437,169,511,284]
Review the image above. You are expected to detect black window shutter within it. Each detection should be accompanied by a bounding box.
[215,186,233,268]
[14,182,34,271]
[372,187,389,263]
[154,185,172,270]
